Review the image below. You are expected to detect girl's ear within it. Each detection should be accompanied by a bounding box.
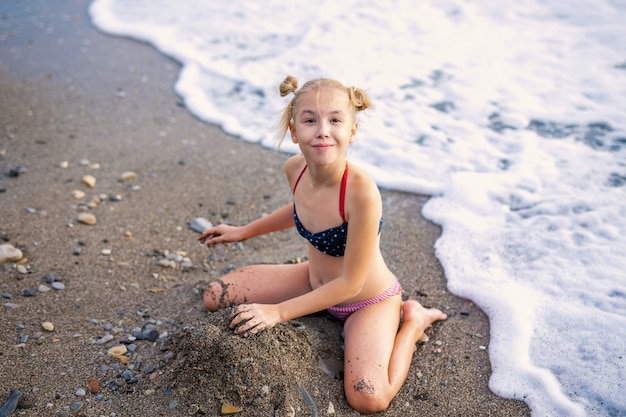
[289,123,298,143]
[349,122,358,144]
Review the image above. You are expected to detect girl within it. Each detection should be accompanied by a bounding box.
[199,75,446,414]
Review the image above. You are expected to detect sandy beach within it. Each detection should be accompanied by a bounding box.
[0,2,531,416]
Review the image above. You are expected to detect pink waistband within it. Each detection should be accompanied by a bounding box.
[327,275,402,320]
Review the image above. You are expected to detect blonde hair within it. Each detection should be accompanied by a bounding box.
[276,75,372,145]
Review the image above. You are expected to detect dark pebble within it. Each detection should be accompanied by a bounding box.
[73,247,82,256]
[8,166,27,177]
[0,389,23,416]
[145,329,159,342]
[1,292,12,299]
[43,273,61,283]
[23,288,35,297]
[69,401,83,414]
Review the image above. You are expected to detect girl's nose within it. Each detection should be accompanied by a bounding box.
[316,121,330,137]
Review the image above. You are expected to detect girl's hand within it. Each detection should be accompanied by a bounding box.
[229,304,280,337]
[198,224,245,246]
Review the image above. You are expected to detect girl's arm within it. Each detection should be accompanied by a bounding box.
[198,202,295,246]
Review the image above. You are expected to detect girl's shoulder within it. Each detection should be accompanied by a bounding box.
[284,154,306,188]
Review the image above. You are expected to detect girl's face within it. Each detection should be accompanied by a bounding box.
[290,87,358,166]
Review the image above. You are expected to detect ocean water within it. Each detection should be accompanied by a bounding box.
[89,1,626,416]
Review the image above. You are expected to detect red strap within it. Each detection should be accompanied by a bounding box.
[294,162,348,223]
[339,163,348,223]
[293,164,307,193]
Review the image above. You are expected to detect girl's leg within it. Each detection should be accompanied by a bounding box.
[342,297,447,414]
[203,261,311,311]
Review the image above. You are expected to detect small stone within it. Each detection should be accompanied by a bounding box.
[77,212,97,225]
[41,321,54,331]
[101,249,111,256]
[87,196,101,208]
[69,401,83,414]
[73,247,82,256]
[108,345,128,356]
[43,273,61,283]
[71,189,86,199]
[79,159,90,166]
[189,217,213,233]
[1,292,12,299]
[220,403,243,415]
[158,259,173,268]
[38,284,50,292]
[327,401,335,414]
[124,231,133,238]
[82,174,96,188]
[120,171,137,181]
[95,334,114,345]
[60,161,69,169]
[16,264,28,274]
[0,244,23,264]
[75,388,86,397]
[86,377,99,394]
[188,404,200,415]
[23,288,35,297]
[51,282,65,290]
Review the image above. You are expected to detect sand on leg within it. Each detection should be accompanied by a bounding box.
[203,261,311,311]
[342,297,447,413]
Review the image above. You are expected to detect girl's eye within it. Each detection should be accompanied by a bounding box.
[304,119,316,124]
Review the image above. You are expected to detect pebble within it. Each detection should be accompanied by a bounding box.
[41,321,54,331]
[43,273,62,283]
[69,401,83,414]
[16,264,28,274]
[77,212,97,225]
[0,243,23,264]
[101,249,112,256]
[82,174,96,188]
[60,161,69,169]
[95,334,114,345]
[23,288,35,297]
[120,171,137,181]
[189,217,213,233]
[0,390,23,416]
[71,189,86,199]
[38,284,51,292]
[75,388,86,397]
[1,292,11,299]
[51,282,65,290]
[221,403,243,414]
[3,302,20,308]
[108,345,128,356]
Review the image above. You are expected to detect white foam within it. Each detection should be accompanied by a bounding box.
[90,0,626,415]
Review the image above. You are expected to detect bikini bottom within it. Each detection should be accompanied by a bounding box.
[327,275,402,321]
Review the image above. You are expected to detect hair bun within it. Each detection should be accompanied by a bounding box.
[279,75,298,97]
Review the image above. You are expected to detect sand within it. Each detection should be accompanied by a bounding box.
[0,1,530,416]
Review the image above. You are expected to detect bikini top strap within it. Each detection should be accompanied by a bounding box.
[293,164,308,193]
[339,163,348,223]
[294,162,348,223]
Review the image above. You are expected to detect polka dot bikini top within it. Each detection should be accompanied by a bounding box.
[292,163,382,257]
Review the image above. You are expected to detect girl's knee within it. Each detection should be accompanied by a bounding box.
[345,380,390,414]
